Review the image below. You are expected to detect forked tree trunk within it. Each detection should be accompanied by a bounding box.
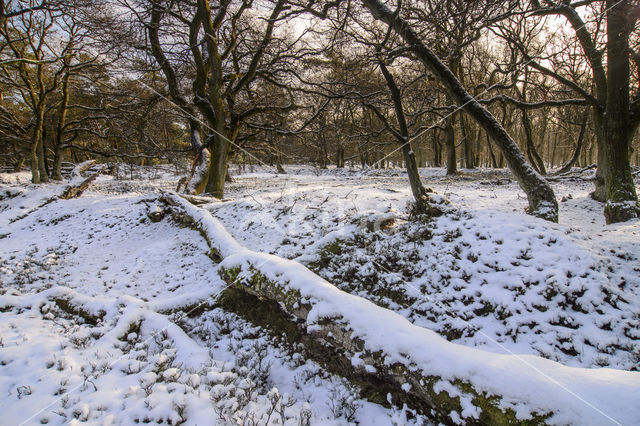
[522,108,547,175]
[363,0,558,222]
[555,109,589,175]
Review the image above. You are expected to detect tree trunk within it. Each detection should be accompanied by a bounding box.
[30,107,47,183]
[602,0,640,223]
[321,139,328,168]
[460,114,474,169]
[592,112,608,201]
[487,132,498,168]
[444,117,457,175]
[362,0,558,221]
[273,131,285,174]
[432,129,441,167]
[37,132,49,183]
[52,140,64,181]
[474,126,482,167]
[205,133,230,198]
[555,109,589,175]
[52,72,71,181]
[14,156,25,172]
[30,139,40,183]
[336,146,345,168]
[522,108,546,175]
[60,165,104,200]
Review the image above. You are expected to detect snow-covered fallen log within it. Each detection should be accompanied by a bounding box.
[59,165,104,200]
[0,286,109,321]
[0,162,105,226]
[159,191,640,425]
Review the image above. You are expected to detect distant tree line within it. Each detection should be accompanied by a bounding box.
[1,0,638,222]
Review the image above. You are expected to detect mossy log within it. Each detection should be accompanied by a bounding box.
[218,265,550,425]
[0,293,104,326]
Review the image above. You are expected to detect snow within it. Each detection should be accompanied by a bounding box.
[1,164,639,425]
[211,166,640,370]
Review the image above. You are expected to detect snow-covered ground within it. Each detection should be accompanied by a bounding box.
[213,166,640,369]
[0,164,639,425]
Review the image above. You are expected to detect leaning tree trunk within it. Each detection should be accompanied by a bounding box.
[363,0,558,222]
[602,0,639,223]
[379,60,447,216]
[14,155,25,172]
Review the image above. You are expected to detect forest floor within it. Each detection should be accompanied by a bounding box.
[0,164,639,425]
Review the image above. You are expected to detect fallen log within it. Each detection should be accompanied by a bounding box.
[546,164,597,182]
[217,263,549,424]
[6,162,104,224]
[59,165,104,200]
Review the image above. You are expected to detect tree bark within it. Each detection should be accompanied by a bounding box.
[149,3,210,195]
[52,72,71,181]
[592,112,608,201]
[444,118,457,175]
[206,133,231,198]
[432,129,441,167]
[363,0,558,221]
[14,156,25,172]
[336,146,345,168]
[602,0,639,223]
[30,137,40,184]
[460,114,474,169]
[37,130,49,182]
